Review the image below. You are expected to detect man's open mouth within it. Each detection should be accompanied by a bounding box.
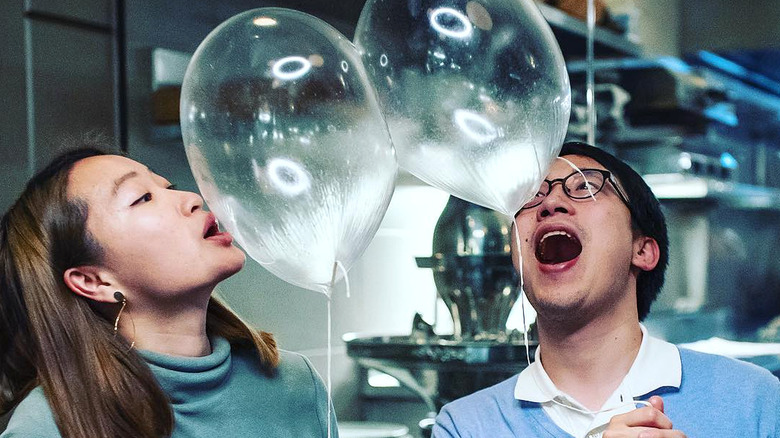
[536,230,582,265]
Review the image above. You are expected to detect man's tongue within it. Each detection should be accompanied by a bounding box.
[536,233,582,265]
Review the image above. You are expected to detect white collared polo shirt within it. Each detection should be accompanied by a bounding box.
[514,324,681,438]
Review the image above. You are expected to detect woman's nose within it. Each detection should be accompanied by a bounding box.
[180,190,203,214]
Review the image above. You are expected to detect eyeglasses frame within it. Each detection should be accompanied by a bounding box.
[518,168,631,212]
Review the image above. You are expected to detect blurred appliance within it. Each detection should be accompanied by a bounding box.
[639,179,780,342]
[571,57,780,342]
[345,196,536,431]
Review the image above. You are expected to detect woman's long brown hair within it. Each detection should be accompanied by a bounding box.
[0,144,279,437]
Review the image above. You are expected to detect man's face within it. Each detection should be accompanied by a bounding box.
[512,155,638,324]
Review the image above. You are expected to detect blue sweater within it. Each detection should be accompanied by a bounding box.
[434,348,780,437]
[2,337,338,437]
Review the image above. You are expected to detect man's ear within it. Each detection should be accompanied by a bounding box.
[632,236,660,272]
[63,267,118,303]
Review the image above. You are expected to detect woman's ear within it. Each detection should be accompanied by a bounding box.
[632,236,660,272]
[63,267,117,303]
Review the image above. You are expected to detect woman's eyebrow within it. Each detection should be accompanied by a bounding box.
[112,171,139,196]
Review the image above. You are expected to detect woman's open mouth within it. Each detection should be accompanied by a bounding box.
[204,221,219,238]
[202,215,233,245]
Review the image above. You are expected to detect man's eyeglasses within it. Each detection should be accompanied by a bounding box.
[519,168,630,211]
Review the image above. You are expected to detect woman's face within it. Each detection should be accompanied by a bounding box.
[66,155,245,302]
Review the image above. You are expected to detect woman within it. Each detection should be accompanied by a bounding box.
[0,143,337,437]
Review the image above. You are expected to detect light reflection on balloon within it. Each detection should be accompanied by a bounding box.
[429,7,473,39]
[271,56,312,81]
[310,54,324,66]
[466,1,493,30]
[453,109,499,144]
[252,16,277,27]
[267,157,312,196]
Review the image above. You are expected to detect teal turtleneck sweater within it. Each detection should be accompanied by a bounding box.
[1,337,338,437]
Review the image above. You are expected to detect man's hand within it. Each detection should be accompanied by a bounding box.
[602,396,687,438]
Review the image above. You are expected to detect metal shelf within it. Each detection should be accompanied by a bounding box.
[644,173,780,210]
[537,2,642,60]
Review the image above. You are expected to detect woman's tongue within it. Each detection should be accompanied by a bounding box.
[536,233,583,265]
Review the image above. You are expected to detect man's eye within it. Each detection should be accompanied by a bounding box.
[131,193,152,206]
[167,184,177,190]
[574,180,598,192]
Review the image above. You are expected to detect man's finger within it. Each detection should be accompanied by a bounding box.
[647,395,664,413]
[608,406,673,430]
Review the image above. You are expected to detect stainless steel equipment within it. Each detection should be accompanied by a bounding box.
[415,196,520,339]
[345,196,536,420]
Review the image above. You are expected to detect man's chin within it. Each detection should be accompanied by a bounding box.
[527,291,589,325]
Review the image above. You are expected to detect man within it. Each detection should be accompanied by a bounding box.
[433,142,780,438]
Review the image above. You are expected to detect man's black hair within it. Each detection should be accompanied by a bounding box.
[559,141,668,320]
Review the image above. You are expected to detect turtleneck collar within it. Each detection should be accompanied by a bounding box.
[137,337,232,406]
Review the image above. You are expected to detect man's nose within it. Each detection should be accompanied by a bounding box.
[538,183,571,218]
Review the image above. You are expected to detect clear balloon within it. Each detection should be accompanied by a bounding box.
[355,0,570,216]
[181,8,397,294]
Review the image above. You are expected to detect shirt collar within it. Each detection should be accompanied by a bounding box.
[515,324,681,403]
[624,324,681,396]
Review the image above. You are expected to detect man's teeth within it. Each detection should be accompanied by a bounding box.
[541,230,573,242]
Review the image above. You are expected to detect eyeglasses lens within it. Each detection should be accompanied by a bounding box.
[566,171,605,199]
[520,170,607,210]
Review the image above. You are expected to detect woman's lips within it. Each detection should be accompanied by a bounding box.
[205,230,234,245]
[203,214,233,245]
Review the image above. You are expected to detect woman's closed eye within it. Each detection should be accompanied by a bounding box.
[131,193,153,206]
[130,182,177,206]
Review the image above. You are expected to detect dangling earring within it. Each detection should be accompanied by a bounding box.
[113,291,135,349]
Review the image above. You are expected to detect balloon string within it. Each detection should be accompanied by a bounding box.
[586,0,597,145]
[326,293,332,438]
[337,261,350,299]
[329,260,350,299]
[324,261,349,437]
[557,156,597,201]
[512,221,532,367]
[530,132,543,195]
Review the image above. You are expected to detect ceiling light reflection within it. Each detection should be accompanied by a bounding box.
[429,7,473,39]
[271,56,312,81]
[267,157,311,196]
[253,16,277,27]
[453,109,498,143]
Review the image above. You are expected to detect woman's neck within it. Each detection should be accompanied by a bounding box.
[128,320,211,357]
[118,294,212,357]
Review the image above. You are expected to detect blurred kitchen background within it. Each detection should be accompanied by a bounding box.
[2,1,780,437]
